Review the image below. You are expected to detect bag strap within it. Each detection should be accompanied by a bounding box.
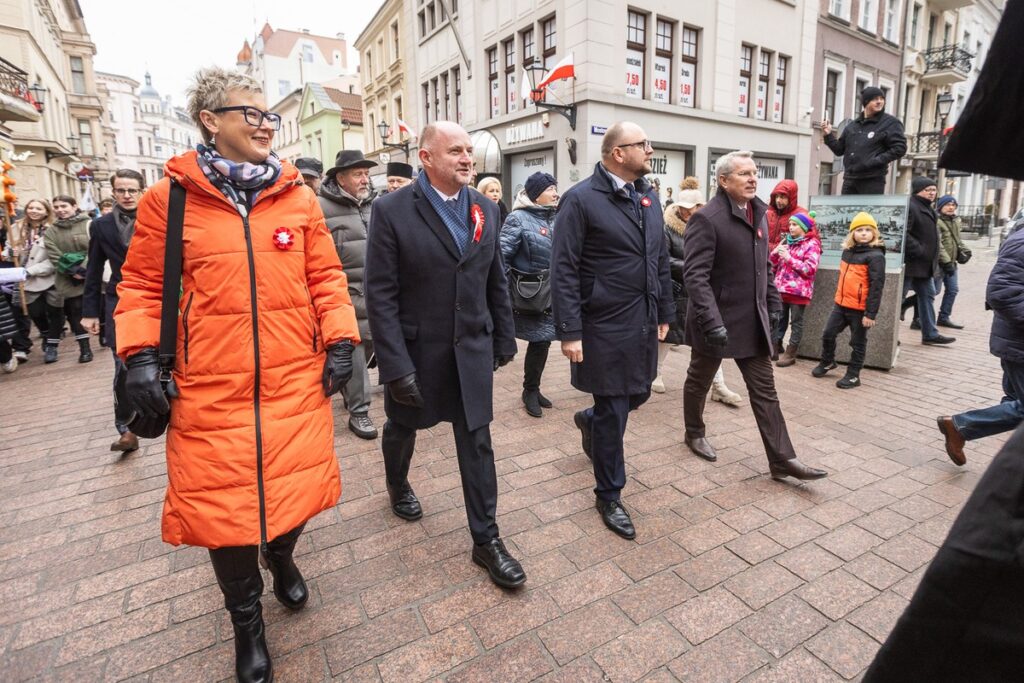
[159,180,186,373]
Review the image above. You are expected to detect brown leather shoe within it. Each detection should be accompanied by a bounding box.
[685,436,718,462]
[936,416,966,466]
[110,431,139,453]
[769,458,827,481]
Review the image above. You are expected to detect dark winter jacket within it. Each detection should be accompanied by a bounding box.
[500,190,556,343]
[824,112,908,180]
[682,187,782,359]
[551,162,675,396]
[835,244,886,319]
[904,194,940,279]
[765,180,806,251]
[662,205,688,345]
[319,179,373,338]
[0,294,17,341]
[83,211,128,318]
[986,227,1024,363]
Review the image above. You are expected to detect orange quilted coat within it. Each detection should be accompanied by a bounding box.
[115,151,359,549]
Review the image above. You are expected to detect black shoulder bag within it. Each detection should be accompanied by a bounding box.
[508,268,552,316]
[127,181,185,439]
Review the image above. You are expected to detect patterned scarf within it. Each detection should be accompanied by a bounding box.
[196,143,282,215]
[417,171,470,254]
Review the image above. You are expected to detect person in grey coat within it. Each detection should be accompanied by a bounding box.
[500,171,559,417]
[319,150,378,440]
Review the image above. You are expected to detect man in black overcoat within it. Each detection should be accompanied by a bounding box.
[902,176,956,345]
[551,121,675,540]
[682,151,826,481]
[364,121,525,588]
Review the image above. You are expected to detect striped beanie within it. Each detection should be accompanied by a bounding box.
[789,211,815,232]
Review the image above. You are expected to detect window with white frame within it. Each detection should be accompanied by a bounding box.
[680,25,699,108]
[823,65,845,124]
[70,56,86,94]
[773,55,788,123]
[858,0,877,32]
[503,39,517,113]
[626,10,646,99]
[653,19,673,104]
[302,44,314,63]
[453,67,462,124]
[487,46,500,118]
[883,0,900,42]
[756,50,771,120]
[909,4,921,48]
[738,45,753,117]
[829,0,850,21]
[542,16,556,68]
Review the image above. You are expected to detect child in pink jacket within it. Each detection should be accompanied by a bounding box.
[769,212,822,367]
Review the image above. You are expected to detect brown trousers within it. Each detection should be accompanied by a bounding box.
[683,349,795,463]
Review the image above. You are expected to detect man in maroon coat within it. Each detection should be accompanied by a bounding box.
[681,150,827,481]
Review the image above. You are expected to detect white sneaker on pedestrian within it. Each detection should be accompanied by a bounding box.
[1,358,17,374]
[710,381,743,407]
[652,375,666,393]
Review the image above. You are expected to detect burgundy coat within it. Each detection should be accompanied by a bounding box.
[683,187,782,359]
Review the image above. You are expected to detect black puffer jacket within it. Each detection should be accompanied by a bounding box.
[987,228,1024,363]
[904,194,939,279]
[824,112,907,180]
[318,179,373,339]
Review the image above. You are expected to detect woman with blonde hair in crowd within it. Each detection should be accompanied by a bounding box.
[477,176,509,225]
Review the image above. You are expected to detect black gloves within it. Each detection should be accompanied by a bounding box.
[704,326,728,349]
[493,354,515,371]
[125,348,173,418]
[388,372,424,408]
[769,310,783,331]
[941,261,956,275]
[323,341,355,396]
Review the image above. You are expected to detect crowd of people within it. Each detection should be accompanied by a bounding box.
[2,65,1024,683]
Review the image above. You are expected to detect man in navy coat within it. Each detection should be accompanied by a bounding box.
[365,121,525,588]
[551,121,675,539]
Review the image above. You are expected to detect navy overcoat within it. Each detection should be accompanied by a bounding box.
[365,182,517,431]
[551,163,675,396]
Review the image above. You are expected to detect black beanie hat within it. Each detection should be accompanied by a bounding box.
[911,175,937,194]
[525,172,557,202]
[860,86,885,107]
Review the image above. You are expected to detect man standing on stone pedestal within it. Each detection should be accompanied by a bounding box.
[821,86,907,195]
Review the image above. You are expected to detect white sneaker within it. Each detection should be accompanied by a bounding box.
[1,358,17,374]
[710,382,743,407]
[652,376,666,393]
[14,350,28,363]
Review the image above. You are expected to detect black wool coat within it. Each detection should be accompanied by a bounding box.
[365,182,517,432]
[683,188,782,359]
[551,163,675,396]
[83,212,127,319]
[904,194,939,279]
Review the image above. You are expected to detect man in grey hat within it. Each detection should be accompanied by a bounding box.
[385,162,414,193]
[294,157,323,195]
[319,150,379,439]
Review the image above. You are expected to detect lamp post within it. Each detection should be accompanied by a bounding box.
[377,121,410,158]
[46,134,79,163]
[27,81,47,113]
[935,91,954,190]
[524,59,577,130]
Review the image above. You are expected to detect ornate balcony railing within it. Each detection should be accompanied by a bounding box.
[923,45,973,76]
[910,131,942,156]
[0,57,34,106]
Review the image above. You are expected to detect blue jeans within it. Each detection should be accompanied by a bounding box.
[952,359,1024,440]
[903,276,939,339]
[933,268,959,322]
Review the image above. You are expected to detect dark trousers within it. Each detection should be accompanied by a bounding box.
[5,292,33,353]
[821,305,869,374]
[684,349,795,463]
[105,295,132,434]
[581,392,650,502]
[59,295,89,345]
[25,294,64,344]
[774,302,807,347]
[523,341,550,391]
[902,276,939,339]
[382,411,499,544]
[841,176,887,195]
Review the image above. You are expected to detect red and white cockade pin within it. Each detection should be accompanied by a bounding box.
[471,204,486,243]
[640,196,652,208]
[273,227,296,250]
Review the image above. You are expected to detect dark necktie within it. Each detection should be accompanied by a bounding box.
[625,183,641,221]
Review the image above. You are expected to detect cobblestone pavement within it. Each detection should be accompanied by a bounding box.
[0,237,1012,682]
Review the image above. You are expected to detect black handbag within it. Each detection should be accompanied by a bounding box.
[127,181,185,439]
[508,267,551,315]
[956,247,972,265]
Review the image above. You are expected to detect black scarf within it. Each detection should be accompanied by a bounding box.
[113,205,137,246]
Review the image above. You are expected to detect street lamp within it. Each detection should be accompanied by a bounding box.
[27,81,47,113]
[46,135,79,163]
[936,91,954,188]
[377,121,410,157]
[524,59,577,130]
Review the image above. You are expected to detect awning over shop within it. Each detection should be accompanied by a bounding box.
[470,129,502,175]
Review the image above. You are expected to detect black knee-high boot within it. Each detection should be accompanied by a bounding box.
[260,524,307,610]
[209,546,273,683]
[522,341,552,415]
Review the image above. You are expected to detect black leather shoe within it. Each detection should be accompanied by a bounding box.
[685,436,718,462]
[769,458,828,481]
[596,498,636,539]
[537,392,553,409]
[260,550,308,611]
[522,389,543,418]
[811,360,837,378]
[574,410,592,460]
[348,413,378,439]
[472,538,526,588]
[387,481,423,520]
[937,318,964,329]
[922,334,956,345]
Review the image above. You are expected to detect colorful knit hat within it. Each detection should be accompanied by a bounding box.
[788,211,815,233]
[849,211,879,232]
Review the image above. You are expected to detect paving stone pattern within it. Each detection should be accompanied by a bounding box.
[0,241,1010,681]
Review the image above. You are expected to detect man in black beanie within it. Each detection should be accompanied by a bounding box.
[385,162,414,193]
[903,176,955,346]
[821,86,907,195]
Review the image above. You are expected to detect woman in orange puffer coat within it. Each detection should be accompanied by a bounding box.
[115,67,359,683]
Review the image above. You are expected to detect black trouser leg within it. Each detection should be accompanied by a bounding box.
[734,355,797,464]
[847,314,868,375]
[522,341,550,391]
[841,176,887,195]
[683,349,722,438]
[452,410,499,545]
[7,293,33,353]
[590,392,649,502]
[381,419,416,488]
[0,340,11,364]
[821,306,851,363]
[209,545,272,683]
[63,295,88,340]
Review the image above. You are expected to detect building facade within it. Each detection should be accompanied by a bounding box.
[297,83,365,166]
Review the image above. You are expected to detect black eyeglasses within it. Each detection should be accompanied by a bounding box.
[617,140,653,151]
[211,106,282,130]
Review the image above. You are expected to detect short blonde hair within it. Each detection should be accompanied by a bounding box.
[476,177,501,195]
[186,67,263,143]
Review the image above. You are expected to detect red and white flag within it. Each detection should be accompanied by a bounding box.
[536,53,575,91]
[395,116,417,140]
[520,68,534,102]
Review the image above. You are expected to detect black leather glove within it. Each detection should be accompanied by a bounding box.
[388,372,424,408]
[322,340,354,396]
[941,261,956,275]
[769,310,783,331]
[704,326,729,349]
[493,354,515,371]
[125,348,171,418]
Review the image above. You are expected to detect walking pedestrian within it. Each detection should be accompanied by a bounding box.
[45,195,92,363]
[821,86,907,195]
[81,169,146,454]
[770,211,822,367]
[319,149,379,439]
[902,176,956,345]
[765,179,806,253]
[933,194,969,329]
[4,199,62,363]
[811,212,886,389]
[365,121,526,588]
[500,171,559,417]
[116,66,359,683]
[936,224,1024,465]
[551,121,675,539]
[652,177,743,406]
[385,161,414,193]
[681,150,826,481]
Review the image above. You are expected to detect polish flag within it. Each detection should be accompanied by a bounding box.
[520,68,534,102]
[536,53,575,90]
[395,117,417,140]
